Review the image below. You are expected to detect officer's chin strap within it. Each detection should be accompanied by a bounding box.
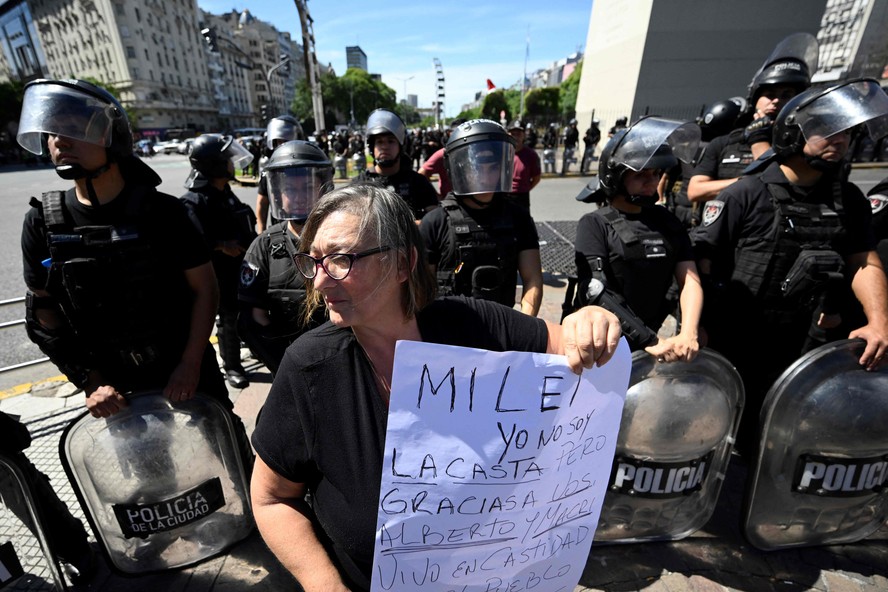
[626,193,658,207]
[803,153,843,173]
[462,194,495,209]
[55,162,112,208]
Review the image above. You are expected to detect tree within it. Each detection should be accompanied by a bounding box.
[524,87,560,124]
[0,80,24,154]
[292,69,396,133]
[481,90,510,123]
[559,60,583,123]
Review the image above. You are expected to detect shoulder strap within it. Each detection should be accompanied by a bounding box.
[41,191,68,230]
[598,206,640,246]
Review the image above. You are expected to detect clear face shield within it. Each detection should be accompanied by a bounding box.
[613,117,701,172]
[792,79,888,145]
[757,32,820,81]
[266,166,333,222]
[448,140,515,195]
[223,138,254,171]
[17,83,116,155]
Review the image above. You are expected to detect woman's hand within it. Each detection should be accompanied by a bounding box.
[556,306,622,374]
[645,332,699,363]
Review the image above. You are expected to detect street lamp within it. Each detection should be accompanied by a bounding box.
[395,75,415,121]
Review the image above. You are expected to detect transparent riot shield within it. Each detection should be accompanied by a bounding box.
[595,348,744,543]
[0,455,67,591]
[60,392,253,575]
[743,339,888,551]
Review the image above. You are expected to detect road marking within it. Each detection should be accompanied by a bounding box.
[0,374,68,400]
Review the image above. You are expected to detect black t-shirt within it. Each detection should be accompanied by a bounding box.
[251,297,549,591]
[575,204,693,331]
[354,164,438,220]
[692,129,753,181]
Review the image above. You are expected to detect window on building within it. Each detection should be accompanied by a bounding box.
[135,8,141,22]
[126,46,136,59]
[114,3,124,16]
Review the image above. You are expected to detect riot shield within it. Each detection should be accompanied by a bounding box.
[60,392,253,575]
[0,455,67,591]
[595,348,744,543]
[743,339,888,551]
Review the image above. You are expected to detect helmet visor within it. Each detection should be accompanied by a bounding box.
[17,83,115,155]
[224,139,254,170]
[266,166,333,221]
[793,79,888,143]
[448,140,515,195]
[613,117,701,171]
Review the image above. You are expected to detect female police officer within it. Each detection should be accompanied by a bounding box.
[238,140,333,375]
[574,117,703,362]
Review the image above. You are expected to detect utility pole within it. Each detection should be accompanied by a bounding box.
[294,0,325,134]
[433,58,445,129]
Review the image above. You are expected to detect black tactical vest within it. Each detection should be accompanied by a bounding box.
[38,189,185,370]
[731,180,847,307]
[437,196,519,306]
[714,129,754,180]
[597,206,677,329]
[265,222,308,328]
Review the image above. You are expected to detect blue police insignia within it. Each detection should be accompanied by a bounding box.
[240,261,259,287]
[703,200,725,226]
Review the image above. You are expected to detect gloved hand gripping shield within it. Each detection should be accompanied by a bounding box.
[595,349,744,543]
[743,339,888,551]
[60,392,253,575]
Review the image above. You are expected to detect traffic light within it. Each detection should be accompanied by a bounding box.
[280,55,290,76]
[201,27,219,52]
[260,104,269,121]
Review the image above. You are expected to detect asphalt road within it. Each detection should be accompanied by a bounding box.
[0,153,884,385]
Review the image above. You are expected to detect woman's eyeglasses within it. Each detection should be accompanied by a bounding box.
[293,246,392,280]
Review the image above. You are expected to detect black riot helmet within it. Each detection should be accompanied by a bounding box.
[772,78,888,166]
[264,140,334,223]
[699,97,747,141]
[577,117,700,205]
[366,108,407,167]
[748,32,819,105]
[186,134,254,189]
[17,78,133,176]
[266,115,304,149]
[444,119,516,196]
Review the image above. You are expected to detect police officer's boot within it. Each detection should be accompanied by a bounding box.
[217,310,248,389]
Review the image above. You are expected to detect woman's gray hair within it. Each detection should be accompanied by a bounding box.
[299,183,437,323]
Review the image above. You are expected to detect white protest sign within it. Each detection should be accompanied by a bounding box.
[371,339,631,592]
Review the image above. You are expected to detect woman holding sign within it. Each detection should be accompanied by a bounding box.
[250,184,622,591]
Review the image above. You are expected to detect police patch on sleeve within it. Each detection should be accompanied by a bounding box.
[240,261,259,287]
[702,200,725,227]
[869,193,888,215]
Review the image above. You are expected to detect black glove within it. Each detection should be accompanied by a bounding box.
[744,115,773,145]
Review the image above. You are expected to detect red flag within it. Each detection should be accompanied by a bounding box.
[486,79,496,90]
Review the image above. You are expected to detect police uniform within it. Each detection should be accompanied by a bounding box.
[692,129,753,182]
[238,221,323,374]
[693,161,874,442]
[22,182,229,401]
[353,159,438,220]
[181,184,257,377]
[420,193,539,307]
[574,204,694,348]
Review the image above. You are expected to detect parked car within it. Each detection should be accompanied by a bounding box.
[154,139,182,154]
[177,138,195,155]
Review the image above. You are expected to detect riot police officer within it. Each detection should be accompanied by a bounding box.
[420,119,543,315]
[580,119,601,174]
[238,141,333,375]
[256,115,303,233]
[693,78,888,450]
[18,79,233,418]
[688,33,819,204]
[181,134,258,389]
[353,109,438,220]
[561,118,579,175]
[574,117,703,360]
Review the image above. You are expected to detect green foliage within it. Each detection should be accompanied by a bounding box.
[0,80,24,148]
[292,69,397,133]
[524,87,560,123]
[457,106,481,121]
[559,60,582,121]
[481,90,510,122]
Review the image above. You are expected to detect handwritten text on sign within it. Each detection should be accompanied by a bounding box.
[371,340,630,592]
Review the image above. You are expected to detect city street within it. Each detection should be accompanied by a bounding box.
[0,154,885,385]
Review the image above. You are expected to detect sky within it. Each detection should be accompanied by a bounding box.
[197,0,592,117]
